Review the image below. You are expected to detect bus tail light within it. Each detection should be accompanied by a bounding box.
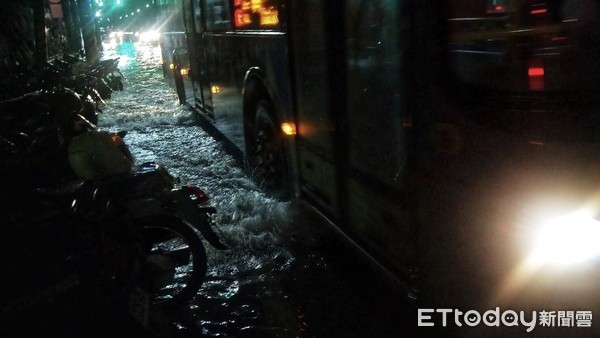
[281,122,297,136]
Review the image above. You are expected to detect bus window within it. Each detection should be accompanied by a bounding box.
[205,0,231,31]
[193,0,203,33]
[346,0,407,187]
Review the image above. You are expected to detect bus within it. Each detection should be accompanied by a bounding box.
[160,0,600,334]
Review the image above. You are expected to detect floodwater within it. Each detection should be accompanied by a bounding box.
[99,41,414,338]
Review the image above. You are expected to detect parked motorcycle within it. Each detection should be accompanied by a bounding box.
[71,158,227,313]
[0,174,219,336]
[0,53,124,126]
[0,88,226,336]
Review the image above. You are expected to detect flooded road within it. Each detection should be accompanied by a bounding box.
[99,42,415,338]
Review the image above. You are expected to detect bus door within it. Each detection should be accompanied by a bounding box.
[289,1,340,218]
[199,0,248,149]
[341,0,415,282]
[290,0,416,283]
[184,0,214,118]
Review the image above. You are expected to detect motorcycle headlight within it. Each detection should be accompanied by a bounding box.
[530,210,600,265]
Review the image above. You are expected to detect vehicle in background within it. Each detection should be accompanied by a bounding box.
[449,0,600,94]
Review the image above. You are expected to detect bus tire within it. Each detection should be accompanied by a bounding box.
[247,100,289,199]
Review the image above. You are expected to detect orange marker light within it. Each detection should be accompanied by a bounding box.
[180,68,189,76]
[281,122,297,136]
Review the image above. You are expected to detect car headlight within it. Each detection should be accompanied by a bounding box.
[498,206,600,300]
[530,210,600,265]
[139,30,160,42]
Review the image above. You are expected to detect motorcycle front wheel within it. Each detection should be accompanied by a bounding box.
[137,216,207,314]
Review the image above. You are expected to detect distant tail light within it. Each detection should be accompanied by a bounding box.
[486,0,508,14]
[530,8,547,15]
[528,67,544,77]
[530,3,550,25]
[528,59,545,91]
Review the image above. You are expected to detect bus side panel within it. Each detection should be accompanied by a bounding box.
[289,0,416,281]
[346,177,415,278]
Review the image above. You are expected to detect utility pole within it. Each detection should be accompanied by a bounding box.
[32,0,48,64]
[62,0,84,53]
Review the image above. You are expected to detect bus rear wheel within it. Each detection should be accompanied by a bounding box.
[248,100,288,199]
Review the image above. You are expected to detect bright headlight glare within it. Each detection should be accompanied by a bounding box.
[530,211,600,265]
[139,30,160,42]
[109,31,124,38]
